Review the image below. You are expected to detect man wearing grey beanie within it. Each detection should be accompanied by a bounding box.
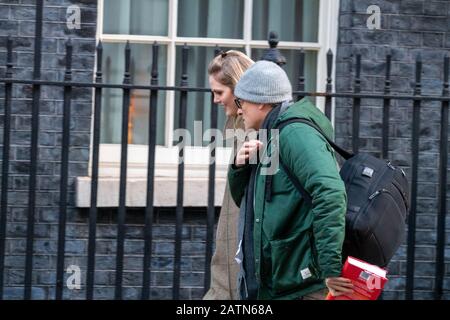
[228,60,352,300]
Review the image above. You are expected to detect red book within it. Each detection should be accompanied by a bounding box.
[326,256,388,300]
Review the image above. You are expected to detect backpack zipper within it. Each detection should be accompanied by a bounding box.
[386,161,396,170]
[351,188,388,231]
[369,188,388,200]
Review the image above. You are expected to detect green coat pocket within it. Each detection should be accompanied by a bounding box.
[269,229,320,296]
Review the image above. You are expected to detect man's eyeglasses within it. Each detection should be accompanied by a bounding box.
[234,98,243,109]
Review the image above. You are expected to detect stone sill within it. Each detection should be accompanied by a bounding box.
[75,176,227,208]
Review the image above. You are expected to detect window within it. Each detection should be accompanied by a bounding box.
[78,0,340,207]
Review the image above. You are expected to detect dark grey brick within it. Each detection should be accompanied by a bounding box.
[191,257,206,272]
[151,256,174,271]
[424,1,448,16]
[10,5,35,20]
[339,0,352,13]
[352,0,400,14]
[384,276,405,290]
[192,226,207,240]
[123,256,144,271]
[92,287,115,300]
[416,215,437,229]
[65,239,87,254]
[122,271,142,286]
[397,32,422,47]
[123,287,140,300]
[95,256,116,270]
[389,15,412,30]
[0,5,9,19]
[149,287,173,300]
[381,291,404,300]
[95,239,116,255]
[445,34,450,48]
[34,255,57,270]
[386,260,401,275]
[414,261,437,277]
[182,242,206,256]
[415,246,436,260]
[423,33,444,48]
[17,20,34,37]
[399,0,423,14]
[190,287,205,300]
[0,20,19,36]
[416,229,437,245]
[3,287,25,299]
[180,272,204,287]
[412,291,435,299]
[152,271,173,287]
[61,289,87,300]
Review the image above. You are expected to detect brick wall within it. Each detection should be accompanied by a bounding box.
[0,0,96,299]
[335,0,450,299]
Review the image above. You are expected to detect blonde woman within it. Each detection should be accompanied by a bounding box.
[203,50,254,300]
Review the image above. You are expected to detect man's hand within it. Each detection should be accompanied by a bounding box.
[235,140,264,167]
[325,277,354,297]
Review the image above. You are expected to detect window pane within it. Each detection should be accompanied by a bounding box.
[252,49,317,92]
[178,0,244,39]
[103,0,168,36]
[174,46,245,146]
[252,0,319,42]
[101,43,167,146]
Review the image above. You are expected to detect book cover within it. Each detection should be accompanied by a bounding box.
[326,256,388,300]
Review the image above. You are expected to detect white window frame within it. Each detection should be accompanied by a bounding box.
[76,0,340,207]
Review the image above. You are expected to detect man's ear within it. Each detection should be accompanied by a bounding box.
[259,103,272,111]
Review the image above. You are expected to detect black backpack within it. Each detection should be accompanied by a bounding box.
[268,118,410,268]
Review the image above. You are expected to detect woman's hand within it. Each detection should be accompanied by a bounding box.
[325,277,354,297]
[235,140,264,167]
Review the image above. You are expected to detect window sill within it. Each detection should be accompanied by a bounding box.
[76,163,228,208]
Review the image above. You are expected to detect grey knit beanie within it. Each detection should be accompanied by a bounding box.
[234,60,292,104]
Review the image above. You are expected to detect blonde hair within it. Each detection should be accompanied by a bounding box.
[208,50,254,90]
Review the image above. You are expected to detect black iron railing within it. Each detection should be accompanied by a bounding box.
[0,2,448,302]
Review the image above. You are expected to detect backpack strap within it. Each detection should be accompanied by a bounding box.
[265,118,353,204]
[276,118,353,160]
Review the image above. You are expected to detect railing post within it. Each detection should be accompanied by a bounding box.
[352,53,361,154]
[325,49,333,120]
[434,55,449,300]
[203,47,221,294]
[0,36,14,300]
[115,41,132,300]
[24,0,44,300]
[142,41,159,300]
[260,31,286,67]
[173,44,189,300]
[296,49,305,101]
[405,54,422,300]
[55,39,73,300]
[86,41,103,300]
[382,50,392,159]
